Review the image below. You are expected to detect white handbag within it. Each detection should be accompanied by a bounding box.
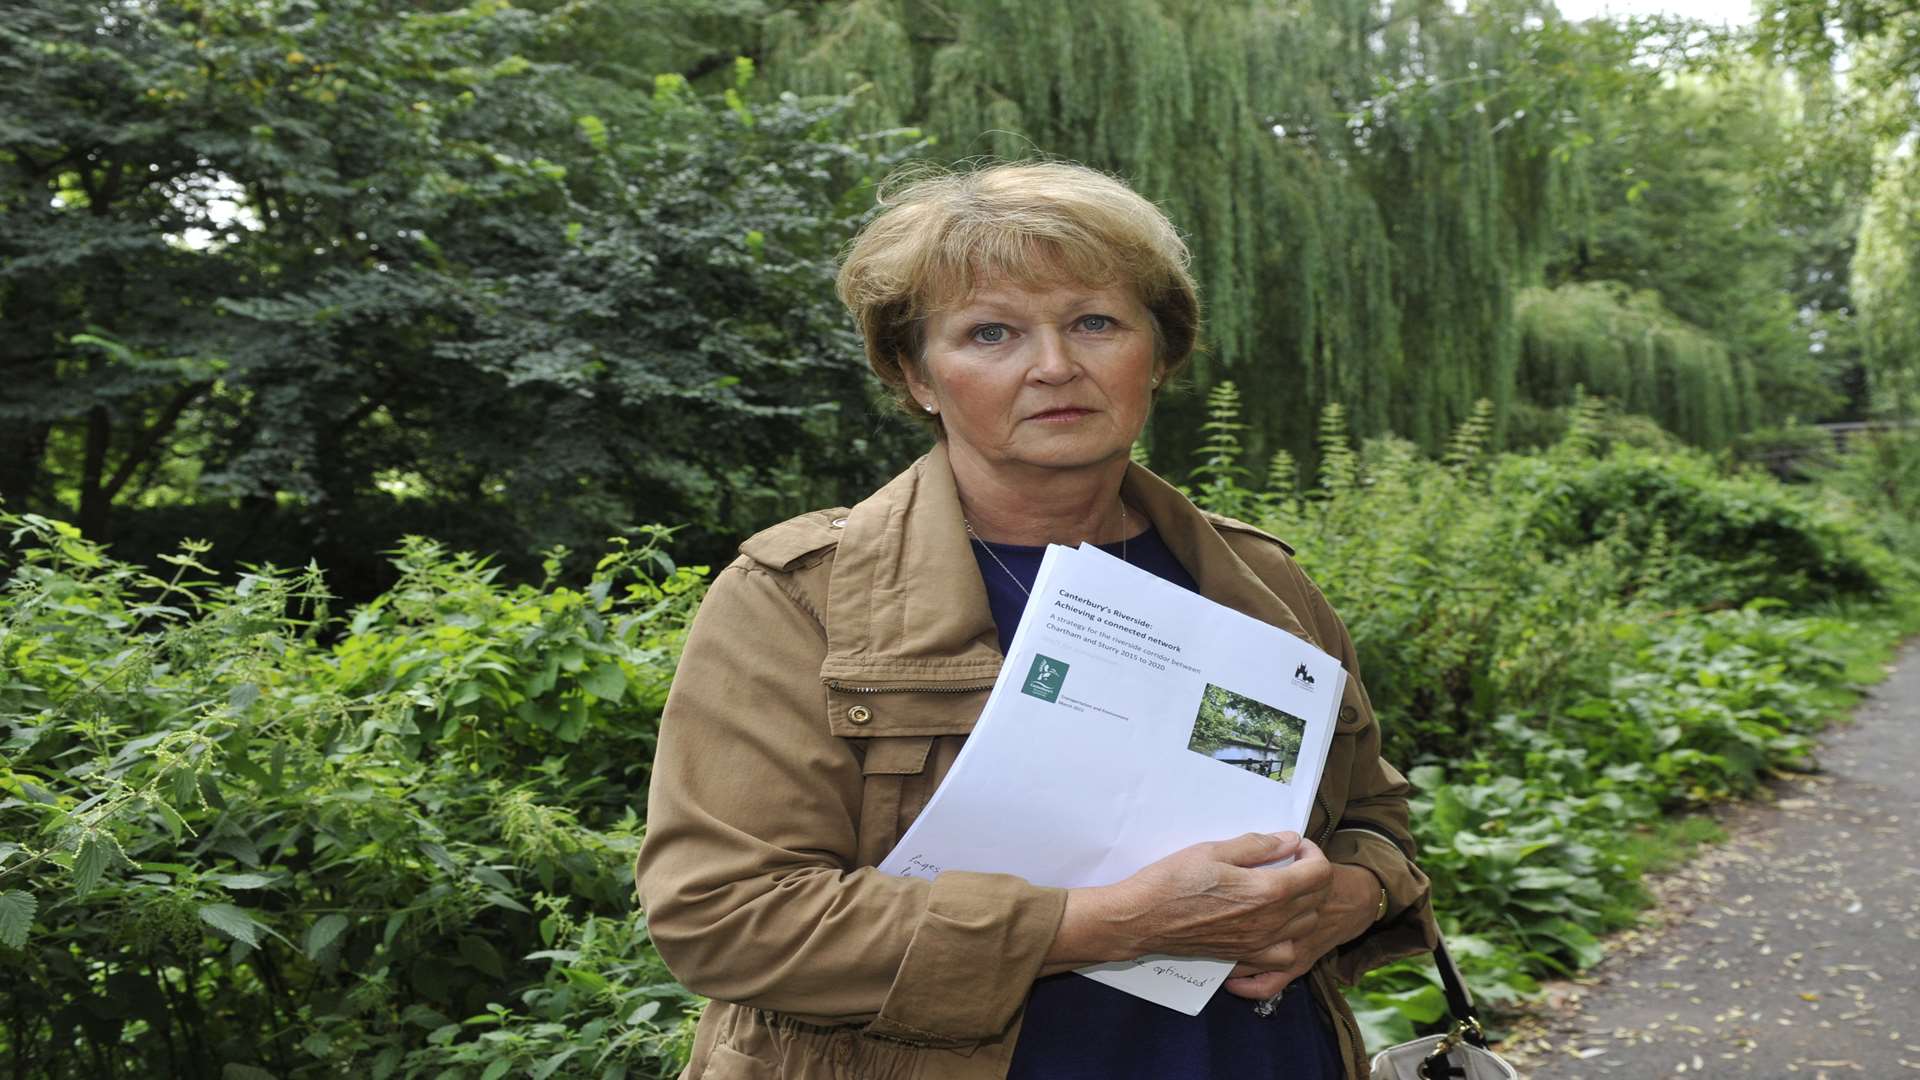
[1368,938,1520,1080]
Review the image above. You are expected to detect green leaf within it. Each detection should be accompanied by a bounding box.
[209,872,277,890]
[481,1059,512,1080]
[73,834,110,896]
[230,682,261,714]
[532,1047,579,1080]
[458,935,506,979]
[199,902,265,947]
[526,653,560,696]
[580,663,626,702]
[0,889,37,947]
[305,913,349,959]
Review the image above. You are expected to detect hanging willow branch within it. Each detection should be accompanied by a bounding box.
[748,0,1640,467]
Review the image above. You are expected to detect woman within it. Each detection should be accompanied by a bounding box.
[635,163,1436,1080]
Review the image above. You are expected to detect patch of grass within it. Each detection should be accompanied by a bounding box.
[1592,815,1728,929]
[1799,601,1920,722]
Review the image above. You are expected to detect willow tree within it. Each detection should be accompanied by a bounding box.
[744,0,1590,469]
[1814,6,1920,421]
[1852,149,1920,418]
[1515,283,1754,446]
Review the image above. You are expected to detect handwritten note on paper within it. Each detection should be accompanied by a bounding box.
[878,543,1346,1015]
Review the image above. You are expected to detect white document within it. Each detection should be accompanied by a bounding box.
[877,543,1347,1014]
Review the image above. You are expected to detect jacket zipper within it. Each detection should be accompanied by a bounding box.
[826,680,996,695]
[1338,996,1366,1079]
[1313,791,1335,845]
[1312,964,1370,1080]
[1312,795,1367,1077]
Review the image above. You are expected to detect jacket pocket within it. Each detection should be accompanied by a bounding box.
[855,735,935,867]
[833,688,987,869]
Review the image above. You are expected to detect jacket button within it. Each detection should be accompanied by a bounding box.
[847,705,872,725]
[1339,705,1357,725]
[830,517,848,529]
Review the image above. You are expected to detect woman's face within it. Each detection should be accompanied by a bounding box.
[905,280,1161,484]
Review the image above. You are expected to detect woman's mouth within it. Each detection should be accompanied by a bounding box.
[1029,407,1094,422]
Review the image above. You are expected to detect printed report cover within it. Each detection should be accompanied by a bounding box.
[878,543,1346,1013]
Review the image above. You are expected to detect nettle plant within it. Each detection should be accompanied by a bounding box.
[0,511,704,1079]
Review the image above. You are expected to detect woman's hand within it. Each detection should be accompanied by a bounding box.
[1042,832,1337,975]
[1219,861,1382,1000]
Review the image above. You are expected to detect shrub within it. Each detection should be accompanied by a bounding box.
[1181,393,1914,1048]
[0,512,703,1079]
[1503,445,1898,607]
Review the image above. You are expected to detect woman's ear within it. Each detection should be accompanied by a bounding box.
[900,355,937,414]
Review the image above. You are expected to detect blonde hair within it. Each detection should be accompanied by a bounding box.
[836,162,1200,418]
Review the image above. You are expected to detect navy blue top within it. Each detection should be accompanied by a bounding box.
[968,527,1343,1080]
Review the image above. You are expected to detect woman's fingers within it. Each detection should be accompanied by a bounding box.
[1227,940,1300,978]
[1207,830,1302,867]
[1110,831,1342,961]
[1222,969,1297,1000]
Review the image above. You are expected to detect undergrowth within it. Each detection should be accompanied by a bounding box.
[1182,386,1920,1047]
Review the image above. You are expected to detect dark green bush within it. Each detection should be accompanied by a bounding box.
[1505,445,1898,606]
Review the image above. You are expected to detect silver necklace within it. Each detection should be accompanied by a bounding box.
[966,504,1129,598]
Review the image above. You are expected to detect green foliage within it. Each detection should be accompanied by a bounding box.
[750,0,1618,469]
[1807,430,1920,592]
[0,511,704,1078]
[1507,445,1901,607]
[1853,147,1920,417]
[1515,283,1754,446]
[1732,421,1841,479]
[0,0,924,589]
[1543,67,1847,425]
[1187,381,1257,521]
[1176,390,1917,1040]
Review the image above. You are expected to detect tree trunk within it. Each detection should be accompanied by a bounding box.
[79,404,112,543]
[0,420,49,510]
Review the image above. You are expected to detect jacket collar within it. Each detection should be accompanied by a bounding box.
[818,442,1309,688]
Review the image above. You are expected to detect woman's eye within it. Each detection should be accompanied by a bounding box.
[972,324,1009,344]
[1079,314,1113,332]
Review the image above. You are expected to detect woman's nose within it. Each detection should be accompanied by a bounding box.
[1028,331,1078,382]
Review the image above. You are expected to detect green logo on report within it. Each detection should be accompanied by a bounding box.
[1022,655,1069,702]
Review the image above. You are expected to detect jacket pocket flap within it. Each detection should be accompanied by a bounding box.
[827,688,988,739]
[859,736,935,775]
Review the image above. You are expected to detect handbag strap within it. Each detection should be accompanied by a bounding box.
[1431,936,1490,1050]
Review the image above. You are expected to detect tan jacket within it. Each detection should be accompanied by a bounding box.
[635,445,1438,1080]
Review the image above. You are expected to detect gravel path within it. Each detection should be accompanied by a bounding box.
[1501,642,1920,1079]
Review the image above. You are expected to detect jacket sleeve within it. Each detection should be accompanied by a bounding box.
[1300,579,1442,984]
[633,560,1068,1044]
